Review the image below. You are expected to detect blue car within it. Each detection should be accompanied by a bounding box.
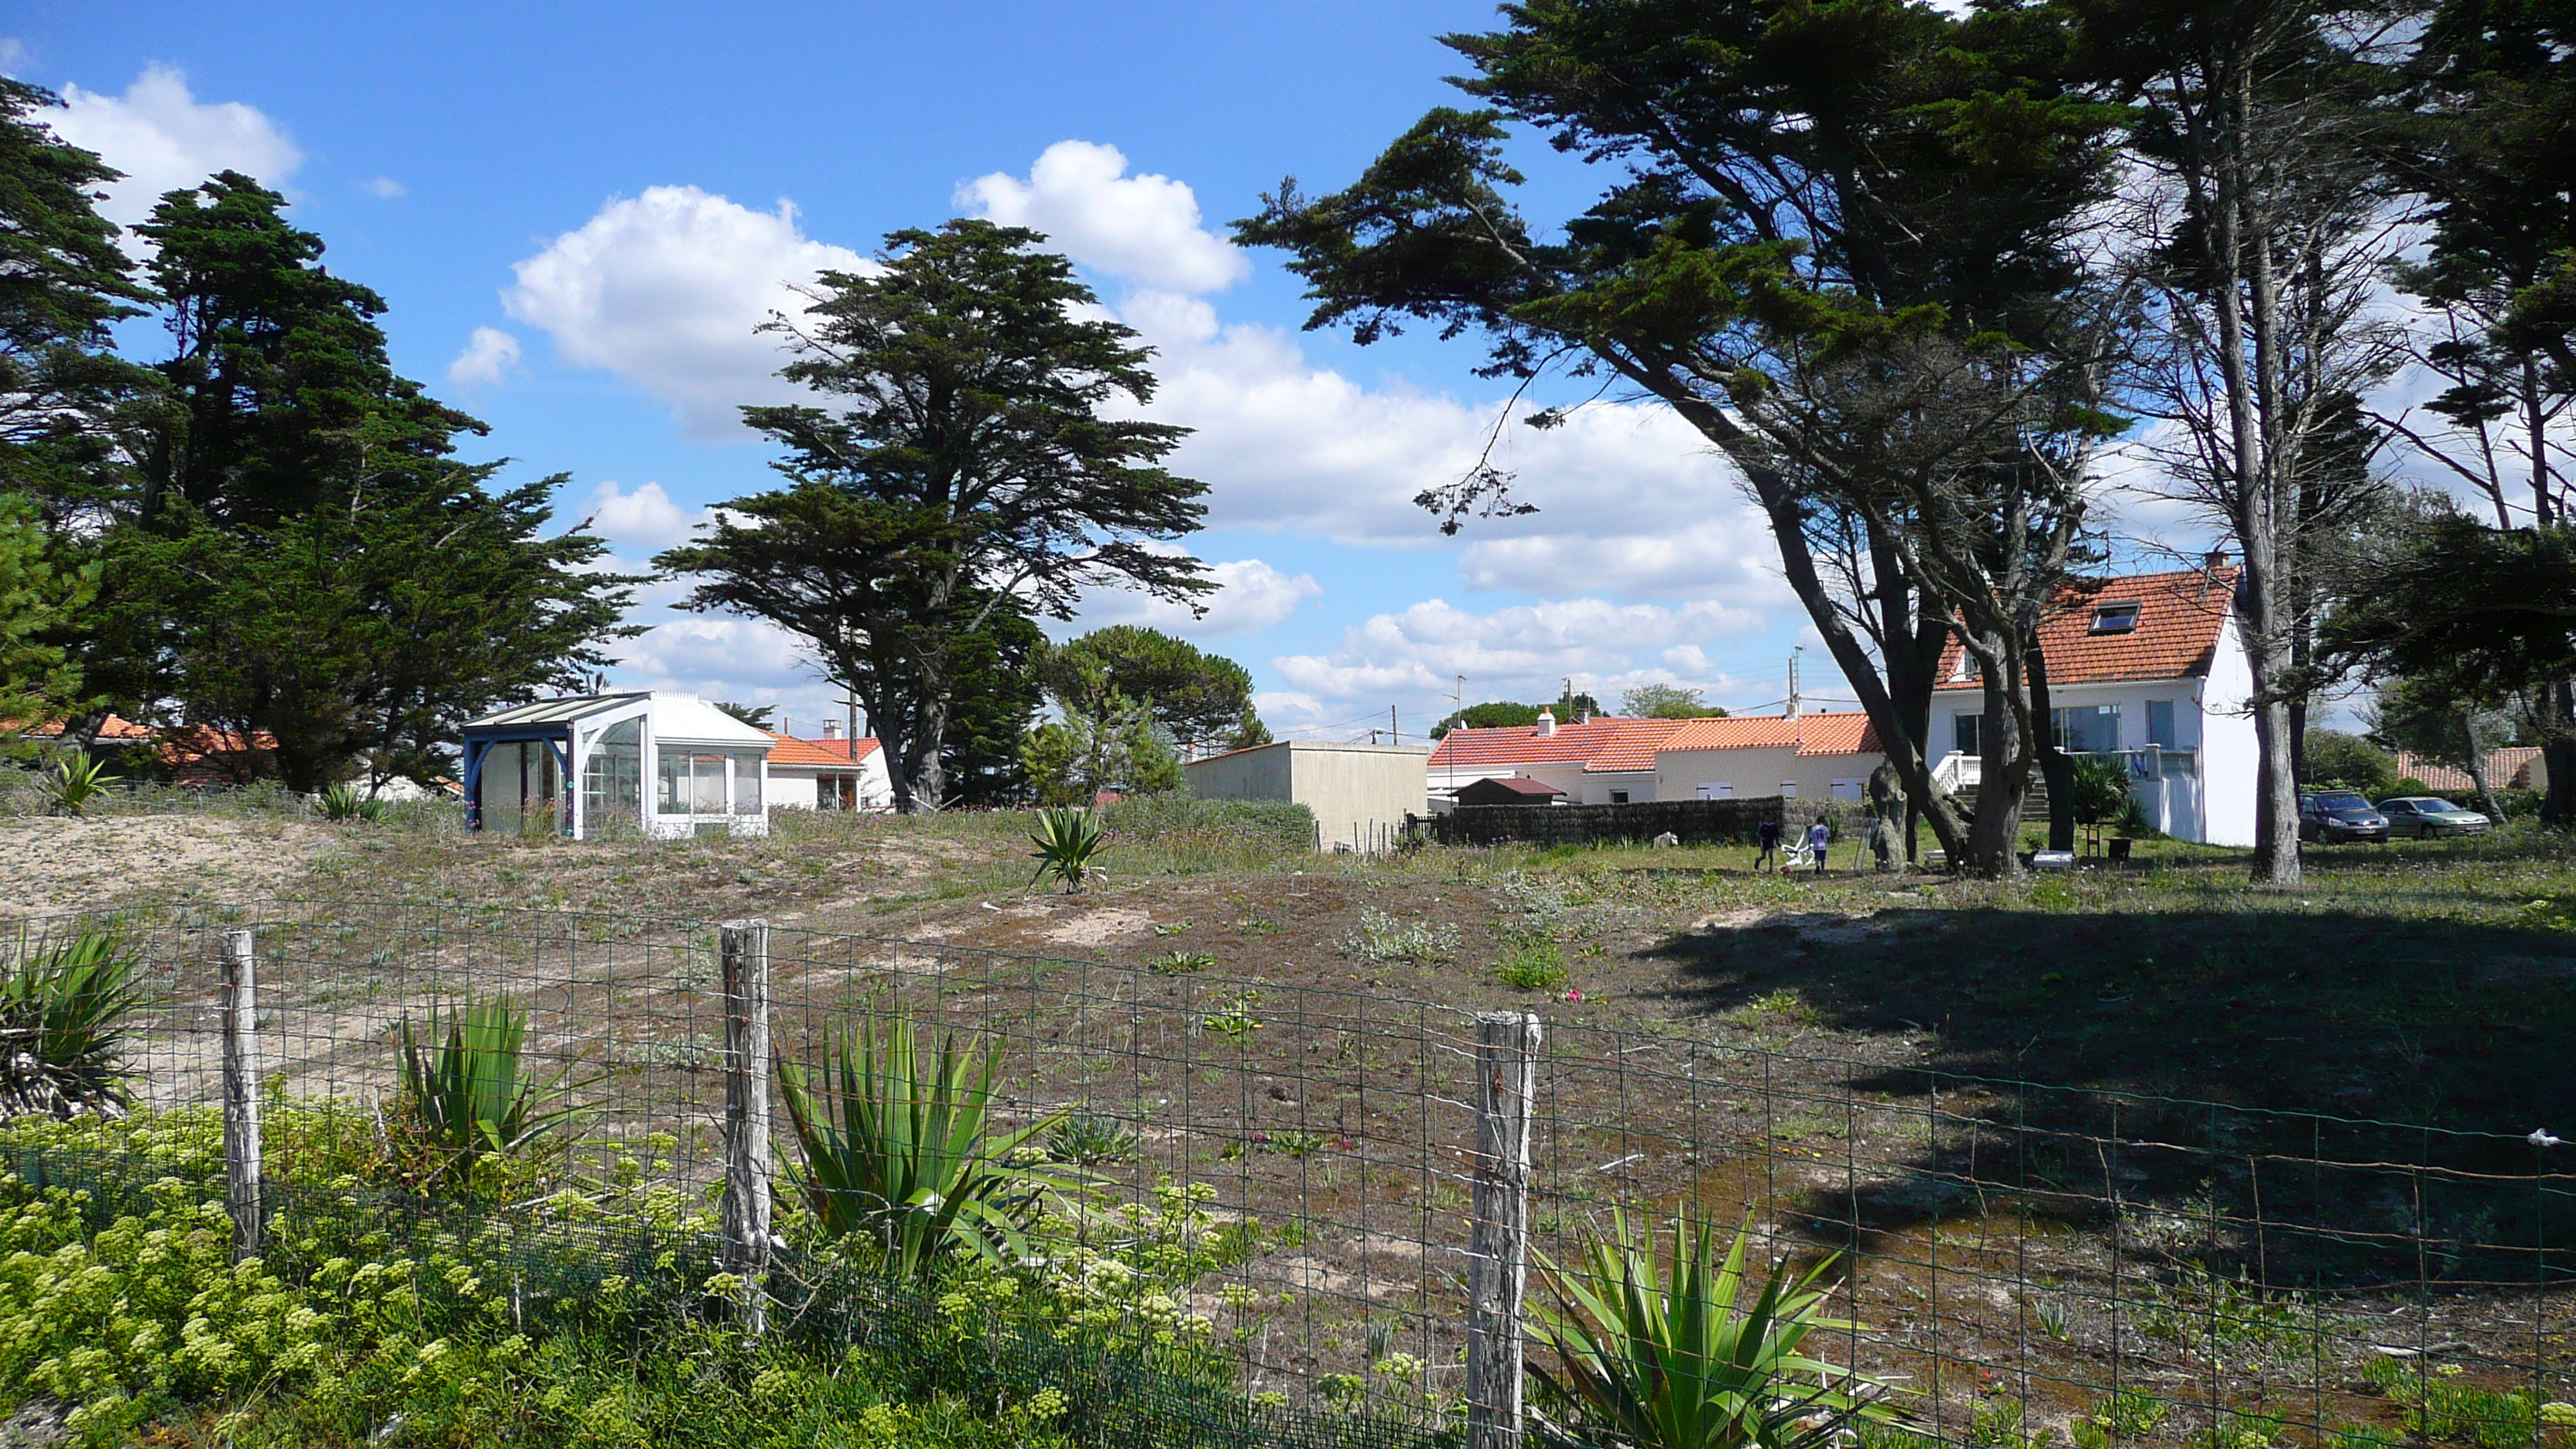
[2299,790,2388,844]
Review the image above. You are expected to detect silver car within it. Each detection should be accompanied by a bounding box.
[2376,796,2492,839]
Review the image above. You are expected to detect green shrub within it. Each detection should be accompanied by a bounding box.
[318,782,389,822]
[395,994,587,1190]
[0,931,141,1121]
[1338,906,1461,963]
[1149,949,1217,975]
[1495,937,1569,992]
[776,1014,1091,1276]
[1101,793,1314,854]
[1026,807,1108,892]
[38,749,119,817]
[1530,1211,1906,1449]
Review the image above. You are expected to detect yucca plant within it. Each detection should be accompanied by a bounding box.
[1529,1212,1905,1449]
[39,750,119,817]
[0,933,141,1121]
[777,1013,1091,1276]
[319,783,389,822]
[1027,805,1108,892]
[395,994,587,1184]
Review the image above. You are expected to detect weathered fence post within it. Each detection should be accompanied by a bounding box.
[719,919,773,1334]
[1467,1009,1540,1449]
[220,928,263,1260]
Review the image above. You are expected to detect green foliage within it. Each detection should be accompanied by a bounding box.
[0,494,98,759]
[1101,794,1315,856]
[1036,625,1266,755]
[1432,694,1607,737]
[1026,806,1108,891]
[38,747,118,815]
[656,220,1211,812]
[1529,1212,1903,1449]
[776,1014,1086,1276]
[1149,949,1217,975]
[1338,906,1461,963]
[1622,684,1721,721]
[2302,729,2403,796]
[2360,1358,2564,1449]
[1495,937,1570,991]
[2067,754,2134,827]
[395,994,585,1188]
[1045,1108,1140,1166]
[2070,1392,2170,1449]
[0,931,139,1120]
[1022,694,1183,807]
[318,782,388,822]
[713,701,775,728]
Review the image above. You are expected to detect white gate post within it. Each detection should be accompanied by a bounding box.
[1467,1009,1540,1449]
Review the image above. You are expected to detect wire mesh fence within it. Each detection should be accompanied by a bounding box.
[5,897,2571,1449]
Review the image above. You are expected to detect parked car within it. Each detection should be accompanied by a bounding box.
[2298,790,2389,844]
[2375,795,2492,839]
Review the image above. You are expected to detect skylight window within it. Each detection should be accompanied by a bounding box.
[2091,601,2142,634]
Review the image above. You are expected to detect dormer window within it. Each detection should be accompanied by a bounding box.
[2091,601,2142,634]
[1952,652,1982,683]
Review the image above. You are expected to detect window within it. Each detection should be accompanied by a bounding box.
[1831,778,1863,802]
[1609,790,1631,805]
[1953,652,1982,683]
[2052,703,2121,753]
[1780,781,1800,800]
[2144,699,2177,749]
[2091,601,2142,633]
[732,756,762,814]
[483,739,562,834]
[1954,714,1982,757]
[581,718,642,828]
[1697,782,1732,800]
[659,752,732,815]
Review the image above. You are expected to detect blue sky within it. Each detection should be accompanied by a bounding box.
[18,2,2235,740]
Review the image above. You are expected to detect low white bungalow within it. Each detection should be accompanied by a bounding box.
[764,724,894,811]
[1423,712,1690,810]
[461,692,776,840]
[1932,560,2256,846]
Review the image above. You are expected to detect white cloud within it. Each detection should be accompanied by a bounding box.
[503,186,869,439]
[580,481,710,551]
[1072,557,1321,637]
[1273,596,1761,705]
[362,175,405,198]
[960,140,1248,294]
[0,39,29,73]
[444,326,522,388]
[54,64,303,229]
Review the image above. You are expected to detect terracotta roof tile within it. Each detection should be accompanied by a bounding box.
[1936,567,2237,690]
[1656,711,1882,758]
[2393,748,2544,794]
[1426,716,1690,771]
[762,731,882,768]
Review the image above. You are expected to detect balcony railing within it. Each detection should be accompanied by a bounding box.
[1930,746,2197,790]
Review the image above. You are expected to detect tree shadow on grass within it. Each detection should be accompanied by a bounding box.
[1642,897,2576,1287]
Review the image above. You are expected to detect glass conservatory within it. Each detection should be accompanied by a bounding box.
[461,692,776,839]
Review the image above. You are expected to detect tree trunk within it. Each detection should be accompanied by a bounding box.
[2459,709,2505,822]
[2544,681,2576,827]
[2027,634,2077,854]
[1963,661,2032,875]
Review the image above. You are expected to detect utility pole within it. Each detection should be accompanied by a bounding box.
[1390,705,1399,745]
[1786,648,1803,720]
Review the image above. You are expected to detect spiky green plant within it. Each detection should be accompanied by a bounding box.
[39,751,119,817]
[396,994,585,1184]
[1530,1212,1905,1449]
[0,933,141,1121]
[319,783,389,822]
[777,1014,1091,1276]
[1026,806,1108,892]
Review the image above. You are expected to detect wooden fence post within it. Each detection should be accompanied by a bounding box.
[1467,1009,1540,1449]
[221,928,263,1260]
[719,919,773,1334]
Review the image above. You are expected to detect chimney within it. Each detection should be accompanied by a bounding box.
[2205,549,2230,570]
[820,720,841,739]
[1536,707,1557,738]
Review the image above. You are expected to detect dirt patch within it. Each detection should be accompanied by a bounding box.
[1,815,329,921]
[1044,906,1154,947]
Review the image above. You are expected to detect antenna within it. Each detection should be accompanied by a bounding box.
[1389,704,1399,745]
[1786,647,1803,720]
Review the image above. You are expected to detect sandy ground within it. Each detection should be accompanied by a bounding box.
[0,814,331,921]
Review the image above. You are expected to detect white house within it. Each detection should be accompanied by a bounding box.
[1932,562,2255,846]
[1423,712,1691,809]
[461,692,776,840]
[1647,711,1888,805]
[763,724,894,811]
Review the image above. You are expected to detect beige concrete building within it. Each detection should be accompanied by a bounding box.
[1184,738,1431,853]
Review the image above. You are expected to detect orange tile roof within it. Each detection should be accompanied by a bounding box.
[2393,748,2544,793]
[1656,711,1883,758]
[763,731,882,768]
[1936,566,2237,691]
[1426,716,1690,772]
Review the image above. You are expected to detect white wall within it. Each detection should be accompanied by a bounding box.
[1652,745,1885,806]
[2197,614,2260,848]
[1574,769,1656,804]
[769,751,894,810]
